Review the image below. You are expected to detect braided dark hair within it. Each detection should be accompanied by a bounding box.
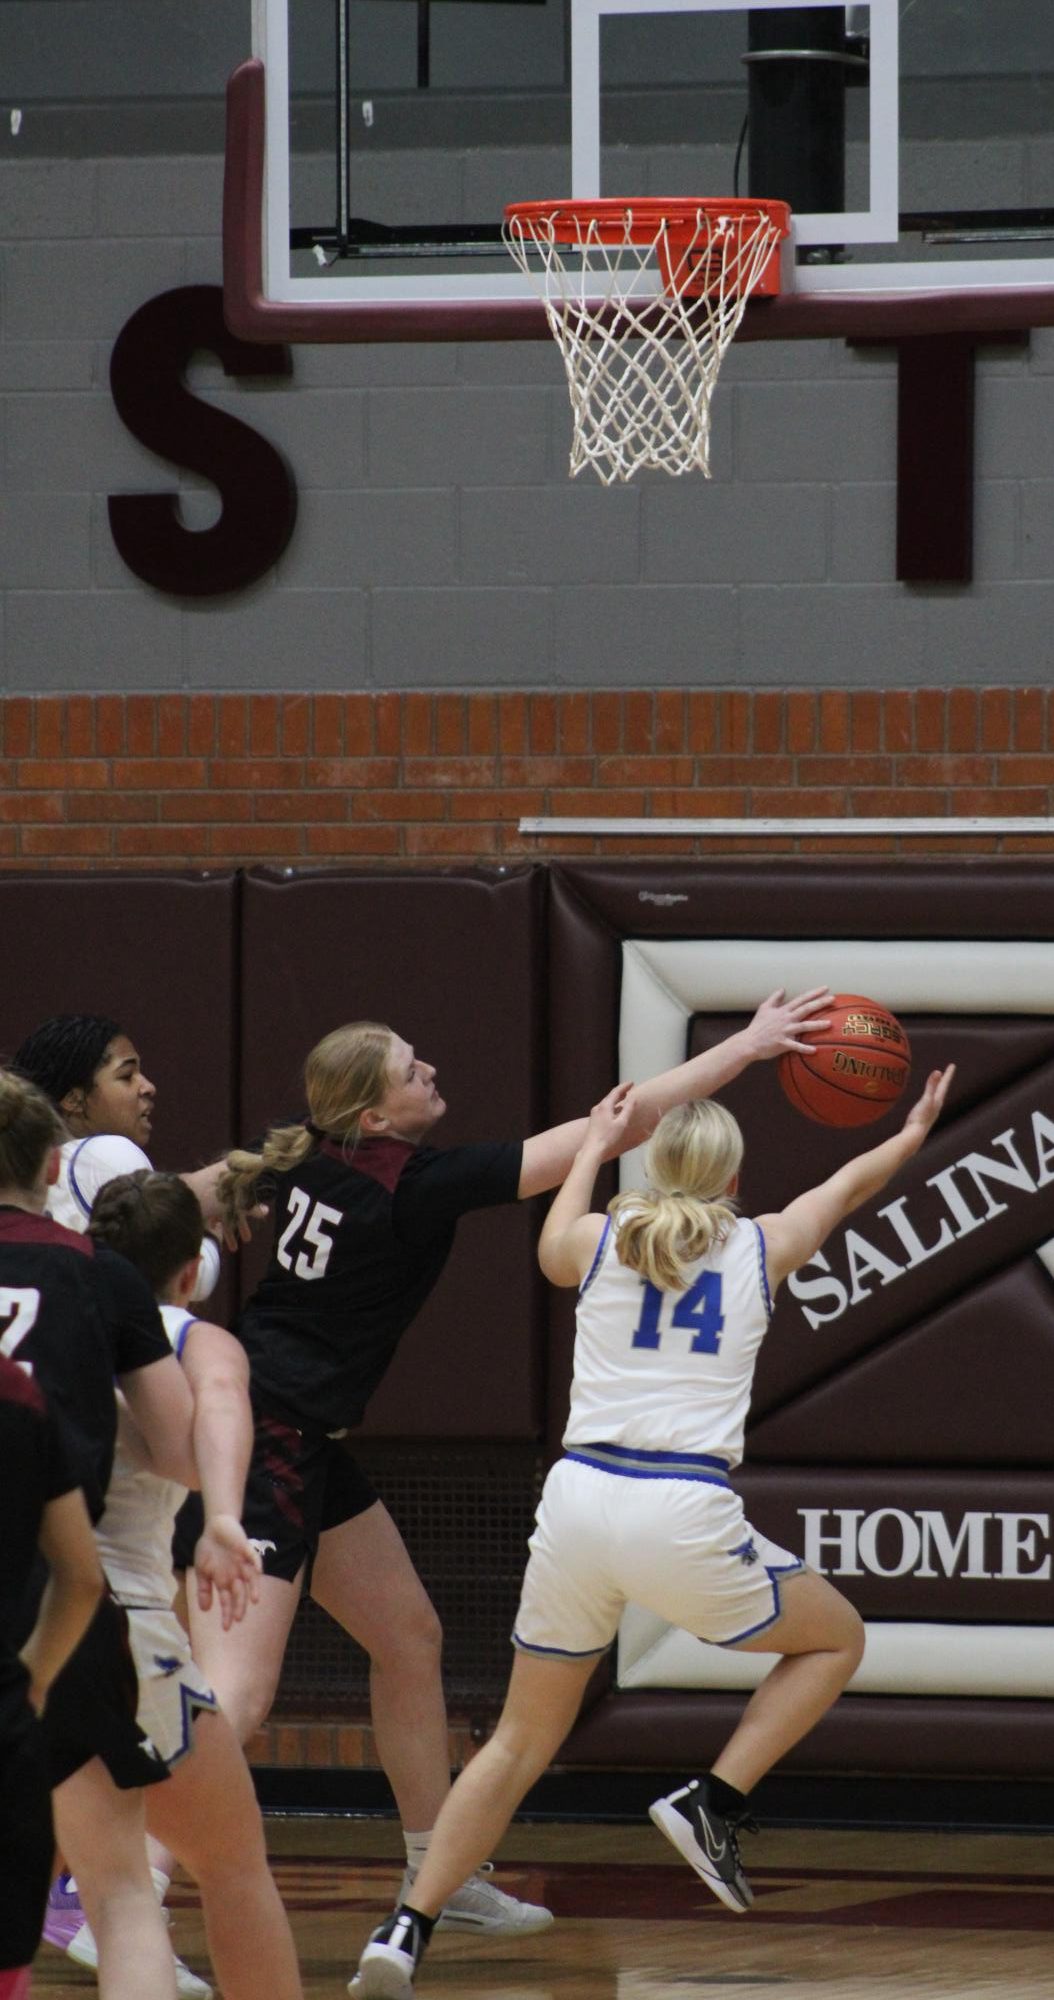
[89,1170,204,1294]
[11,1014,123,1108]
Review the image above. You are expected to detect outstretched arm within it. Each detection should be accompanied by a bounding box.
[537,1084,636,1287]
[179,1322,262,1629]
[518,987,832,1198]
[760,1065,956,1293]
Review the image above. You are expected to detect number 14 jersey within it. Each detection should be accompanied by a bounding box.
[565,1214,773,1471]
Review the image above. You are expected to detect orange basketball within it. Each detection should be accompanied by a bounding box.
[778,993,911,1127]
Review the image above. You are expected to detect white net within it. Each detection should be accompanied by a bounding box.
[503,202,786,484]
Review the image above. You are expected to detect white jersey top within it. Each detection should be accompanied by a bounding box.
[94,1302,196,1609]
[563,1213,772,1470]
[49,1134,221,1301]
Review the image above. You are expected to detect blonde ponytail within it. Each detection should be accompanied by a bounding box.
[609,1097,744,1293]
[219,1021,396,1229]
[220,1124,317,1229]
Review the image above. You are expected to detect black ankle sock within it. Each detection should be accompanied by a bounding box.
[703,1773,748,1818]
[397,1903,436,1944]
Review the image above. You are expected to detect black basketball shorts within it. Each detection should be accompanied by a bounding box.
[172,1411,379,1585]
[41,1592,170,1793]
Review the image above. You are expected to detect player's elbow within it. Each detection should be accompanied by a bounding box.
[538,1242,579,1287]
[162,1445,201,1490]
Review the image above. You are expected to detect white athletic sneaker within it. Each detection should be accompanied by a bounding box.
[65,1917,214,1999]
[400,1861,553,1936]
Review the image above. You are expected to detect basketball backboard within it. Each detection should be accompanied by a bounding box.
[225,0,1054,341]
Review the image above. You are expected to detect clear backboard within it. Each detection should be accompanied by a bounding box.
[225,0,1054,340]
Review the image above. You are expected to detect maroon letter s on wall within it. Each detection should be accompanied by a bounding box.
[108,285,297,597]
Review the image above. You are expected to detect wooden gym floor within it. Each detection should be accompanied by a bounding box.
[29,1814,1054,1998]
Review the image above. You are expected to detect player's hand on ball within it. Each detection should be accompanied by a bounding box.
[747,986,834,1058]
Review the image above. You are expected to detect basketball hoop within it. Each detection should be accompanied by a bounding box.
[502,197,790,483]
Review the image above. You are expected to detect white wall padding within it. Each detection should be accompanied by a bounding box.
[617,1603,1054,1698]
[617,933,1054,1240]
[614,935,1054,1701]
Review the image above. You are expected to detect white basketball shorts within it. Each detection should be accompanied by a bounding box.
[123,1603,218,1769]
[513,1448,804,1658]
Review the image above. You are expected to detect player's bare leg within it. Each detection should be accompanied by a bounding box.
[148,1567,304,1888]
[54,1758,178,2000]
[145,1709,303,2000]
[650,1570,864,1914]
[409,1649,597,1916]
[714,1568,865,1791]
[313,1506,554,1941]
[186,1565,304,1744]
[311,1504,448,1832]
[352,1651,594,1995]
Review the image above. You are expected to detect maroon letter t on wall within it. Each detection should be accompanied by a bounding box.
[108,284,297,597]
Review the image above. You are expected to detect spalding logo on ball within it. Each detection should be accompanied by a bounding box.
[778,994,911,1127]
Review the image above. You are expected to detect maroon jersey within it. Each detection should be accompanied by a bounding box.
[237,1135,522,1432]
[0,1207,170,1524]
[0,1355,79,1721]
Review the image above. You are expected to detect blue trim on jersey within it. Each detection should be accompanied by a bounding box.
[166,1679,218,1768]
[752,1220,773,1319]
[709,1556,806,1646]
[171,1312,195,1359]
[67,1138,96,1219]
[576,1439,730,1470]
[578,1216,611,1298]
[511,1630,610,1658]
[565,1442,730,1485]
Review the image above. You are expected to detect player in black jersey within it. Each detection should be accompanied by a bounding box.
[0,1069,201,2000]
[0,1355,102,2000]
[169,993,830,1959]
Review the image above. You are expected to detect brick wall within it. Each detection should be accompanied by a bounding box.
[2,687,1053,866]
[244,1715,482,1777]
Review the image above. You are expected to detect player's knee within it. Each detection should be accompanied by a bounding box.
[373,1595,443,1672]
[405,1596,444,1666]
[208,1658,282,1740]
[832,1598,866,1676]
[845,1602,866,1667]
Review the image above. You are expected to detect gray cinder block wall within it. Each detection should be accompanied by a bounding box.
[1,0,1053,694]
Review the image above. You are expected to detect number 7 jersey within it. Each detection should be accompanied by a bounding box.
[564,1214,773,1471]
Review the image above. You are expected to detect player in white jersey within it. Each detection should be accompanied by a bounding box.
[12,1014,224,1299]
[83,1170,304,2000]
[352,1062,954,1999]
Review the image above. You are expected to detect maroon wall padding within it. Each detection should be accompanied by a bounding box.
[747,1261,1054,1467]
[0,871,240,1319]
[736,1468,1054,1623]
[546,860,1054,1776]
[238,867,545,1438]
[560,1690,1054,1778]
[548,858,1054,950]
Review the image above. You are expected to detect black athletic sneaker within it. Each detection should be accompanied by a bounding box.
[648,1779,756,1913]
[348,1907,430,1999]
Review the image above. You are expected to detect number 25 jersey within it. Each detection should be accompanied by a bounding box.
[564,1214,772,1470]
[237,1133,522,1433]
